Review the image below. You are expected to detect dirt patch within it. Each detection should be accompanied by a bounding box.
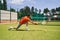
[0,20,18,24]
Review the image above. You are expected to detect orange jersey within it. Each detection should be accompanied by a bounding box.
[19,16,30,25]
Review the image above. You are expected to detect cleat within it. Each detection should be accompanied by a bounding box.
[8,26,13,30]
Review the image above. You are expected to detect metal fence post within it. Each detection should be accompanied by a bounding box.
[0,1,1,23]
[17,8,18,21]
[0,10,1,23]
[10,6,11,22]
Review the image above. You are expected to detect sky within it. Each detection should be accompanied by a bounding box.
[6,0,60,11]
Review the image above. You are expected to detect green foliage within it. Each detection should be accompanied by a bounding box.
[0,1,2,10]
[3,0,7,10]
[56,7,60,12]
[18,6,31,19]
[35,8,38,13]
[39,9,41,13]
[43,8,49,13]
[0,0,7,10]
[20,8,24,14]
[24,6,31,14]
[18,6,60,20]
[51,9,56,13]
[10,8,16,12]
[31,6,34,14]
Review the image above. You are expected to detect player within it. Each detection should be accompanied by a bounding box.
[9,14,38,30]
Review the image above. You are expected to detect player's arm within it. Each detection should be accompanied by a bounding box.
[29,20,38,25]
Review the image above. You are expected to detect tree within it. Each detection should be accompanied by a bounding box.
[31,6,34,14]
[56,7,59,12]
[51,9,56,14]
[19,6,31,18]
[10,8,16,12]
[0,0,3,10]
[35,8,38,13]
[20,8,24,14]
[18,8,24,19]
[3,0,7,10]
[56,7,60,12]
[20,8,25,17]
[43,8,49,13]
[24,6,31,15]
[39,9,41,13]
[43,8,51,21]
[0,1,2,9]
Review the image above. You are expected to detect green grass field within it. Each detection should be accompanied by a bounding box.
[0,21,60,40]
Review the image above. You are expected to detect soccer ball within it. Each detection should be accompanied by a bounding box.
[41,21,46,25]
[8,26,13,30]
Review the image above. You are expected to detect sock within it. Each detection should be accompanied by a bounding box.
[26,27,30,30]
[26,27,28,30]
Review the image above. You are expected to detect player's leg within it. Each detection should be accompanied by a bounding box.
[25,22,30,30]
[8,23,21,30]
[16,23,21,30]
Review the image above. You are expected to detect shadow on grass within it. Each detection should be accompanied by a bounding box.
[29,24,60,26]
[11,29,44,31]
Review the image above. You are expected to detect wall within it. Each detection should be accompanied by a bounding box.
[1,10,17,20]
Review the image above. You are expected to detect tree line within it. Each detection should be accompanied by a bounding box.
[18,6,60,17]
[9,6,60,15]
[0,0,60,15]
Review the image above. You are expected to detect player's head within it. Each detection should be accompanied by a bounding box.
[26,14,30,18]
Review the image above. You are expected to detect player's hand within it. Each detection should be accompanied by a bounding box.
[34,23,38,25]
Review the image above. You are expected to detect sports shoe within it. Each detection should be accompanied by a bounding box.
[25,28,30,31]
[8,26,13,30]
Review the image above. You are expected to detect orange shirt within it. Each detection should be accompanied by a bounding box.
[19,16,30,25]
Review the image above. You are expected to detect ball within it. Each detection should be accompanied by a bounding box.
[41,21,46,25]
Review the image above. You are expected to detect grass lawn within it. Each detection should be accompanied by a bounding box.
[0,21,60,40]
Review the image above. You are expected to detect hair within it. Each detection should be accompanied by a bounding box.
[27,14,30,16]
